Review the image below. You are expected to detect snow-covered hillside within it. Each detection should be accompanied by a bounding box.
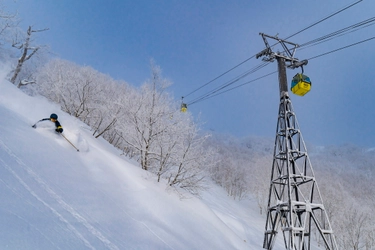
[0,76,318,249]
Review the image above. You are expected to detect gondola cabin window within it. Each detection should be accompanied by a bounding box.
[291,73,311,96]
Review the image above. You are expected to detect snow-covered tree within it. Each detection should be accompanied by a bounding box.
[10,26,48,87]
[166,118,216,195]
[335,207,372,250]
[250,154,271,214]
[0,1,17,60]
[37,58,95,117]
[36,58,130,142]
[206,135,259,200]
[116,61,174,171]
[89,81,123,139]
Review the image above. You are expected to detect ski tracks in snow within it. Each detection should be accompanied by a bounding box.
[0,139,119,250]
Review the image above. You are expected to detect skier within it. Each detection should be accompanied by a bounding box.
[32,113,63,133]
[32,113,79,151]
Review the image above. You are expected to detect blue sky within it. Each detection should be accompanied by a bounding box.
[8,0,375,147]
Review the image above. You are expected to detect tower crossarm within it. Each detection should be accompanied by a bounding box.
[256,32,308,70]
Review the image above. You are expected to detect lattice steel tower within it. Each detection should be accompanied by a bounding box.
[256,33,338,250]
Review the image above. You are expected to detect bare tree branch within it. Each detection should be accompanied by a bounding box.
[10,26,48,86]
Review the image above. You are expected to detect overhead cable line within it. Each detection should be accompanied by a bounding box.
[308,36,375,60]
[182,0,362,103]
[272,16,375,56]
[187,62,270,105]
[183,55,256,99]
[266,0,364,52]
[284,0,363,40]
[299,16,375,48]
[188,36,375,106]
[188,71,277,106]
[187,31,375,106]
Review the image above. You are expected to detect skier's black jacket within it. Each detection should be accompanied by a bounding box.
[39,118,63,133]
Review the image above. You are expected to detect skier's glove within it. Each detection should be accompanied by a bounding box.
[56,127,63,133]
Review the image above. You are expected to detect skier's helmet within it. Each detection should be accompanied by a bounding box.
[50,113,58,120]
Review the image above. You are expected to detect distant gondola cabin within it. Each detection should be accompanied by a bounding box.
[291,73,311,96]
[180,103,187,112]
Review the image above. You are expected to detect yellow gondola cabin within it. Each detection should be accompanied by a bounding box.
[291,73,311,96]
[180,103,187,112]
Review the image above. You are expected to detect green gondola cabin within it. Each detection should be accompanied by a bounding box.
[291,73,311,96]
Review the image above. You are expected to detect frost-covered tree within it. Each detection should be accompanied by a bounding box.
[206,135,260,200]
[89,80,126,139]
[36,58,127,141]
[117,61,174,171]
[112,61,213,194]
[36,58,98,118]
[167,118,216,195]
[0,1,17,60]
[152,110,185,182]
[310,145,375,249]
[250,155,271,214]
[10,26,48,87]
[335,207,371,250]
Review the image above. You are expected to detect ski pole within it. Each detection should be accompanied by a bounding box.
[60,133,80,152]
[32,118,49,128]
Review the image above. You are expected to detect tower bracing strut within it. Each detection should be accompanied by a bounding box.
[257,33,338,250]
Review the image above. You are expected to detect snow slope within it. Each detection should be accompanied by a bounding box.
[0,75,306,249]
